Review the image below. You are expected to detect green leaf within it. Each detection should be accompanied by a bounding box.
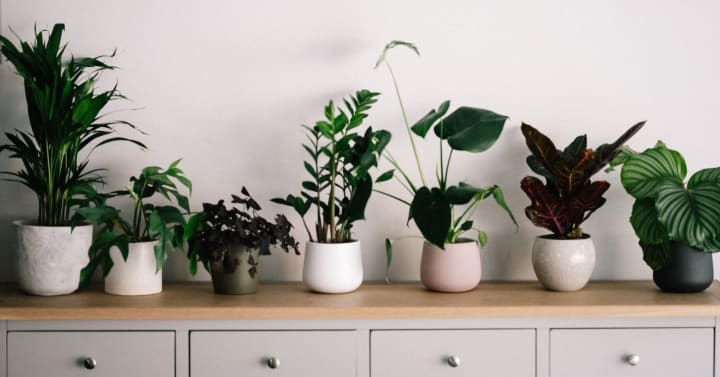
[385,238,393,283]
[630,198,668,245]
[446,182,493,205]
[656,180,720,249]
[640,242,671,271]
[460,220,473,231]
[344,177,372,224]
[491,186,519,230]
[315,121,334,139]
[620,144,686,199]
[376,169,394,183]
[688,167,720,189]
[434,107,508,152]
[411,101,450,138]
[409,187,451,249]
[477,230,488,247]
[374,40,419,69]
[76,206,119,223]
[304,161,317,178]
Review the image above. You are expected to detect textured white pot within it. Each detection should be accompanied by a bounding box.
[532,235,596,292]
[420,240,481,293]
[105,241,162,296]
[303,241,363,294]
[14,220,92,296]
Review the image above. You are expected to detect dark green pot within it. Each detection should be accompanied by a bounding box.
[210,246,261,295]
[653,242,713,293]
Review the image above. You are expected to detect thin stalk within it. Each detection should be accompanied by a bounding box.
[443,149,454,186]
[385,61,426,187]
[383,151,417,193]
[328,138,338,243]
[374,189,412,206]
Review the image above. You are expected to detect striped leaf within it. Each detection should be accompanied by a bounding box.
[620,145,686,199]
[688,167,720,188]
[630,198,668,244]
[656,180,720,248]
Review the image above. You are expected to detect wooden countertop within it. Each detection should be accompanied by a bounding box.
[1,281,719,320]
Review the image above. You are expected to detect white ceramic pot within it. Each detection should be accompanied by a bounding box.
[303,240,363,294]
[420,240,481,293]
[532,235,596,292]
[105,241,162,296]
[14,220,92,296]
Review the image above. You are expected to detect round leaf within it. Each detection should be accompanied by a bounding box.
[620,145,686,199]
[409,187,451,249]
[434,107,508,152]
[656,180,720,248]
[630,198,668,244]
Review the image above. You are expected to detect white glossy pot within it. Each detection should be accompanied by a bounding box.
[532,235,595,292]
[303,241,363,294]
[420,240,481,293]
[14,220,92,296]
[105,241,162,296]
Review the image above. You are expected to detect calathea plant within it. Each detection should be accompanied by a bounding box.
[75,160,192,285]
[272,90,391,243]
[185,187,299,277]
[610,141,720,270]
[375,41,518,264]
[0,24,145,226]
[520,122,645,238]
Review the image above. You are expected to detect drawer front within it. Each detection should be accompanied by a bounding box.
[371,329,535,377]
[550,328,714,377]
[190,330,357,377]
[8,331,174,377]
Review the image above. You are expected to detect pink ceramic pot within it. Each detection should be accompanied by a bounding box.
[420,240,481,292]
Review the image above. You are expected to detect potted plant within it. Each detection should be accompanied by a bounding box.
[186,188,299,295]
[610,141,720,292]
[272,89,391,293]
[0,24,145,295]
[374,41,518,293]
[520,122,644,291]
[75,160,191,295]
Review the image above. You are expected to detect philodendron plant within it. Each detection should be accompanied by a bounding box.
[272,90,391,243]
[75,160,192,285]
[520,122,645,239]
[0,24,145,226]
[376,41,517,269]
[610,141,720,270]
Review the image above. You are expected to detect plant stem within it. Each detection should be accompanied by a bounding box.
[385,61,426,187]
[329,138,337,243]
[443,149,454,186]
[383,152,417,194]
[374,189,411,206]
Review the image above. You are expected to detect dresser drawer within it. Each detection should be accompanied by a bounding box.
[7,331,174,377]
[190,330,357,377]
[550,328,714,377]
[371,329,535,377]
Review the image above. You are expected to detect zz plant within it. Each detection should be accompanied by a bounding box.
[272,90,391,243]
[0,24,145,226]
[76,160,191,285]
[520,122,645,238]
[611,142,720,269]
[376,41,517,263]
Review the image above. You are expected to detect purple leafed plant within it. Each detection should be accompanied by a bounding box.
[520,121,645,238]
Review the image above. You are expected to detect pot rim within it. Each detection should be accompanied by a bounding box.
[537,233,592,241]
[306,239,360,246]
[13,219,93,229]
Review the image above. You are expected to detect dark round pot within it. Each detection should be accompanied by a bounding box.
[210,246,260,295]
[653,242,713,293]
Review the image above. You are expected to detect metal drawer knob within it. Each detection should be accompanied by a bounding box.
[625,354,640,366]
[83,357,97,370]
[447,355,461,368]
[266,357,280,369]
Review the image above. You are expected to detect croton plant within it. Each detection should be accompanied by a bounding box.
[520,122,645,239]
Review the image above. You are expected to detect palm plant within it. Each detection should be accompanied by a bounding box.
[0,24,145,226]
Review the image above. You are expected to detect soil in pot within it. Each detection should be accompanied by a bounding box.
[653,242,713,293]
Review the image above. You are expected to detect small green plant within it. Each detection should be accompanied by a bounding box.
[272,90,391,243]
[185,188,299,277]
[611,141,720,269]
[0,24,145,226]
[520,122,644,238]
[375,41,518,277]
[75,160,191,285]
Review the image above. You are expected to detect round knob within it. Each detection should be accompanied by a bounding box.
[266,357,280,369]
[447,355,461,368]
[83,358,97,370]
[625,354,640,366]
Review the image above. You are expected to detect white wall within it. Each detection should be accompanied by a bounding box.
[1,0,719,283]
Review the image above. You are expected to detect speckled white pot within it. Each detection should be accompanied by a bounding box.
[14,220,92,296]
[303,241,363,294]
[105,241,162,296]
[532,235,595,292]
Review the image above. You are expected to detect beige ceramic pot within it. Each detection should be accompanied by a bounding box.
[532,235,595,292]
[105,241,162,296]
[420,240,481,293]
